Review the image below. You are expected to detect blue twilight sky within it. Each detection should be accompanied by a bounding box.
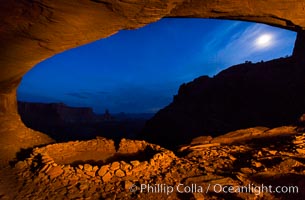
[17,18,296,114]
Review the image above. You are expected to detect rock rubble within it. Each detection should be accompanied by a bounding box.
[6,126,305,199]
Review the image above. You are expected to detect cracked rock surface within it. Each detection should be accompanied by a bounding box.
[1,126,305,199]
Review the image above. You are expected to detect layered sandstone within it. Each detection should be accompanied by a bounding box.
[1,0,305,115]
[1,1,305,199]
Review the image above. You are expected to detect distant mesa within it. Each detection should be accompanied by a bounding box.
[17,102,151,142]
[17,102,115,141]
[18,102,103,124]
[142,56,305,149]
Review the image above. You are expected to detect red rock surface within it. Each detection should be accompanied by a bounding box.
[1,1,305,199]
[4,128,305,199]
[1,0,305,115]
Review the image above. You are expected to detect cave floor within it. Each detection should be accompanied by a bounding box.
[0,118,305,199]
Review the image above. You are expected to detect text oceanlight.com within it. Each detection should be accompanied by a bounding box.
[131,183,299,195]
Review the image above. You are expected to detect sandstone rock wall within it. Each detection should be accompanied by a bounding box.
[1,0,305,115]
[0,92,18,114]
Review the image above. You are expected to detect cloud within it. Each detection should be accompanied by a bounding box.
[196,22,296,76]
[212,23,294,67]
[219,24,269,59]
[65,90,110,99]
[65,92,90,99]
[17,91,61,103]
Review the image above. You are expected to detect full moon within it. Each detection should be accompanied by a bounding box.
[255,34,272,48]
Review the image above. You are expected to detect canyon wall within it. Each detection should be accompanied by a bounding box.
[142,57,305,148]
[1,0,305,115]
[0,1,305,153]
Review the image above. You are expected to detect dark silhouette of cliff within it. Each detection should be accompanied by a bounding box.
[142,56,305,148]
[18,102,152,142]
[18,102,102,141]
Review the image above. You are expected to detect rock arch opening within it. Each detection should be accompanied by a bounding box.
[2,1,305,199]
[15,18,297,146]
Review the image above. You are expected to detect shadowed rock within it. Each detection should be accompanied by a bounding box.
[142,57,305,148]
